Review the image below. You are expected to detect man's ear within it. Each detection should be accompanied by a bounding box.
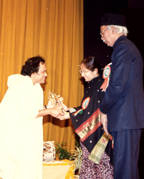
[111,26,116,33]
[31,72,37,83]
[31,72,37,77]
[31,73,35,78]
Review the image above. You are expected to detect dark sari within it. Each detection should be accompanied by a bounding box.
[70,75,114,178]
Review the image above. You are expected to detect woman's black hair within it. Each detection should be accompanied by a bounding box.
[81,56,102,74]
[80,56,102,87]
[21,56,45,76]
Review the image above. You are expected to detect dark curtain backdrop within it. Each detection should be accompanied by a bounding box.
[84,0,144,178]
[84,0,144,66]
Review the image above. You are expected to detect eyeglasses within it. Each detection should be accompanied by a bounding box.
[79,70,90,75]
[100,28,108,36]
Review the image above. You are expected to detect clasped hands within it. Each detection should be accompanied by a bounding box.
[46,97,70,120]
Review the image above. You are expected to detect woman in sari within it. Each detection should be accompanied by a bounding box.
[60,56,114,179]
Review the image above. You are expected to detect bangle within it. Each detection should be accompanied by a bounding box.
[45,105,47,109]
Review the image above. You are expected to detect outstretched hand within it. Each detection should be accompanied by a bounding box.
[50,107,64,118]
[57,111,70,120]
[58,101,69,111]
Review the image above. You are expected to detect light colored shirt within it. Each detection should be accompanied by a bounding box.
[0,74,43,179]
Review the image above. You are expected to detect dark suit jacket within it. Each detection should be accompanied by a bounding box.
[100,35,144,132]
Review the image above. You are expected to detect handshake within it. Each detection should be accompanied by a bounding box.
[46,91,75,120]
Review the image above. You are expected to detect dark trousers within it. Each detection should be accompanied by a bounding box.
[111,130,141,179]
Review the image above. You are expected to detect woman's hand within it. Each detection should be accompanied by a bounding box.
[58,111,70,120]
[56,99,69,111]
[49,107,64,118]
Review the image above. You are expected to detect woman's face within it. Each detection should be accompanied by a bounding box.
[80,63,98,82]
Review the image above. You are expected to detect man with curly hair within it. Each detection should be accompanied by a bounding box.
[0,56,61,179]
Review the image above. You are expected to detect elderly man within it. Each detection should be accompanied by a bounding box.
[99,13,144,179]
[0,56,61,179]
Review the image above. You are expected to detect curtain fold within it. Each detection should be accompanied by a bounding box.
[0,0,83,152]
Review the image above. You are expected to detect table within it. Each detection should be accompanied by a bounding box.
[42,160,75,179]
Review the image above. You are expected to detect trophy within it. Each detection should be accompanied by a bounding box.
[48,91,63,108]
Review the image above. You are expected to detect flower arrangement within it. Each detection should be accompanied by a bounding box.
[55,141,82,174]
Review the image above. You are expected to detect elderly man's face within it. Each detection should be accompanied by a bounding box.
[100,26,116,47]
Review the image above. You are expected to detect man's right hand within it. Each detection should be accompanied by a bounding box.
[100,111,109,135]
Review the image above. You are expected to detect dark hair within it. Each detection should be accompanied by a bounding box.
[21,56,45,76]
[81,56,102,74]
